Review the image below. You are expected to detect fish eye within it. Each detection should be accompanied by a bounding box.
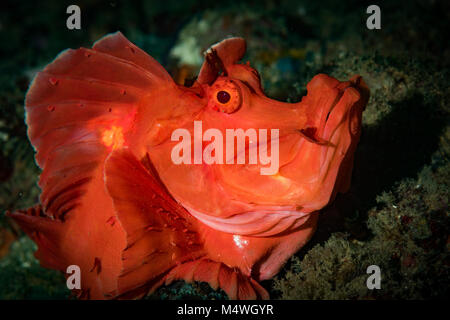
[208,77,242,113]
[217,91,231,104]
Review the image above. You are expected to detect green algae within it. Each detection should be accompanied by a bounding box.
[273,163,449,299]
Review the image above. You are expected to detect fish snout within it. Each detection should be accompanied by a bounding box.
[300,74,369,147]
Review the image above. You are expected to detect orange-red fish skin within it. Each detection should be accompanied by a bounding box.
[8,32,368,300]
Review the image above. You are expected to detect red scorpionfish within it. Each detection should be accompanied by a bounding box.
[8,32,369,299]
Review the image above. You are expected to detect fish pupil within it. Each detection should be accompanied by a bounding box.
[217,91,231,103]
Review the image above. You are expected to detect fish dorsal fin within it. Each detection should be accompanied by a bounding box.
[26,31,171,218]
[17,32,173,298]
[92,31,172,82]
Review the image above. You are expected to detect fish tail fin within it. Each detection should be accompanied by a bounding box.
[165,259,269,300]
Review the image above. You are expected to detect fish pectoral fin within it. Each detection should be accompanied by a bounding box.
[104,148,205,297]
[6,205,68,271]
[165,258,269,300]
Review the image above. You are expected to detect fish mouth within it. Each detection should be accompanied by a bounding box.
[306,75,369,195]
[298,75,368,148]
[271,74,369,213]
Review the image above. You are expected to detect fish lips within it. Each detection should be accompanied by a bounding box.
[315,75,369,198]
[300,74,368,148]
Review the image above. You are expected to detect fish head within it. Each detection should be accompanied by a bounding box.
[144,38,369,236]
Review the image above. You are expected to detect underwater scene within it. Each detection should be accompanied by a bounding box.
[0,0,448,301]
